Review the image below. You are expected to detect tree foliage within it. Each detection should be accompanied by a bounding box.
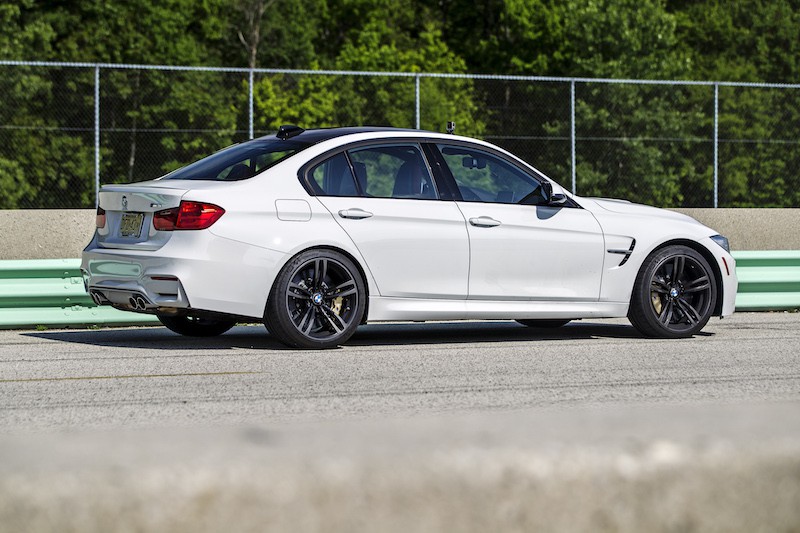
[1,0,799,207]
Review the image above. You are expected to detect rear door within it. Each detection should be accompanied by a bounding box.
[308,143,469,299]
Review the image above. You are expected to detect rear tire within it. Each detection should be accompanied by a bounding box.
[265,249,366,349]
[516,319,571,328]
[628,245,716,338]
[157,314,236,337]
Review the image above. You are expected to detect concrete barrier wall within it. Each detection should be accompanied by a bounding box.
[674,209,800,251]
[2,402,800,533]
[1,208,799,260]
[0,210,95,260]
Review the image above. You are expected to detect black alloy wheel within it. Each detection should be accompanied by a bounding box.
[157,313,237,337]
[628,245,717,338]
[265,249,366,349]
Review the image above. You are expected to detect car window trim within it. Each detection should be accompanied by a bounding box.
[430,140,581,209]
[298,137,450,201]
[421,143,459,201]
[346,142,440,201]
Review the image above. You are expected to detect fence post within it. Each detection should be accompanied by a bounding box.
[248,69,254,140]
[94,65,100,208]
[415,74,421,130]
[713,83,719,208]
[570,80,577,195]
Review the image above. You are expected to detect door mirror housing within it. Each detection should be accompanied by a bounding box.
[539,181,567,205]
[541,181,553,201]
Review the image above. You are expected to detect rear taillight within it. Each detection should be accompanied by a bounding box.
[96,206,106,228]
[153,201,225,231]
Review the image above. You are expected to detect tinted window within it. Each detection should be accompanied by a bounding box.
[308,153,360,196]
[160,140,307,181]
[437,144,545,204]
[347,144,437,199]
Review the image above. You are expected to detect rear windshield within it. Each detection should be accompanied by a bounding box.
[159,139,309,181]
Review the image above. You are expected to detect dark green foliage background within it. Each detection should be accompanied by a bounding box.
[2,0,799,208]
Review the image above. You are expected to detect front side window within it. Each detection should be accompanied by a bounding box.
[160,140,307,181]
[437,144,546,205]
[346,144,437,200]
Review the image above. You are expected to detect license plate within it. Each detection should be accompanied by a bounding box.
[119,213,144,238]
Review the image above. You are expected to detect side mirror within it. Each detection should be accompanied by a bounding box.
[541,181,553,200]
[541,181,567,206]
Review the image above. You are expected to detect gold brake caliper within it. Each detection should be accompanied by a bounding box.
[651,291,663,314]
[331,297,344,316]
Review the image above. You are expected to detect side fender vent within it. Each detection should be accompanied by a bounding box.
[607,238,636,267]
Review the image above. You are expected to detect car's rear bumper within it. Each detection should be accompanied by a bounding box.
[82,230,286,319]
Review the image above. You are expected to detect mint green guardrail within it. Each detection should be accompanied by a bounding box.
[733,251,800,311]
[0,253,797,328]
[0,259,158,328]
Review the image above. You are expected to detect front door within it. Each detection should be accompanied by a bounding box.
[434,143,605,301]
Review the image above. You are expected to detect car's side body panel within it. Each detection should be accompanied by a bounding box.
[581,199,738,316]
[366,297,628,322]
[314,196,470,299]
[455,202,605,301]
[81,128,738,343]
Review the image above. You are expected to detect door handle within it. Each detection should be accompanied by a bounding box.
[338,208,373,220]
[469,216,502,228]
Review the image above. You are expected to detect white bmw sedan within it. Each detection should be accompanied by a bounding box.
[82,126,737,348]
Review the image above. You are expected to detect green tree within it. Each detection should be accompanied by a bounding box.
[252,66,341,132]
[336,21,484,134]
[0,1,96,208]
[225,0,329,69]
[4,0,800,208]
[672,0,800,207]
[446,0,702,206]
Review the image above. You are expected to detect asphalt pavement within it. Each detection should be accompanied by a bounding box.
[1,312,798,429]
[1,312,799,532]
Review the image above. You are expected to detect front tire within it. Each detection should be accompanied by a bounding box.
[157,314,236,337]
[628,245,716,338]
[265,249,366,349]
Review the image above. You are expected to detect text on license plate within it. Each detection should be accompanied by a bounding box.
[120,213,144,238]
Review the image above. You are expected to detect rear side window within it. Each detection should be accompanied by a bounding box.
[160,140,308,181]
[346,144,437,199]
[308,153,360,196]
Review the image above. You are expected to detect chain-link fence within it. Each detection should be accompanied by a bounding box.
[2,60,800,209]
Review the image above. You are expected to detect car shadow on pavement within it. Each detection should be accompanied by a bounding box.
[22,325,290,351]
[348,321,648,346]
[21,320,678,351]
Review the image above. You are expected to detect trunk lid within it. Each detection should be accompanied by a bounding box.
[96,184,189,250]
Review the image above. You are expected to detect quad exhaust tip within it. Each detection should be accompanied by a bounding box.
[90,291,108,306]
[90,290,151,310]
[128,296,147,311]
[126,295,149,311]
